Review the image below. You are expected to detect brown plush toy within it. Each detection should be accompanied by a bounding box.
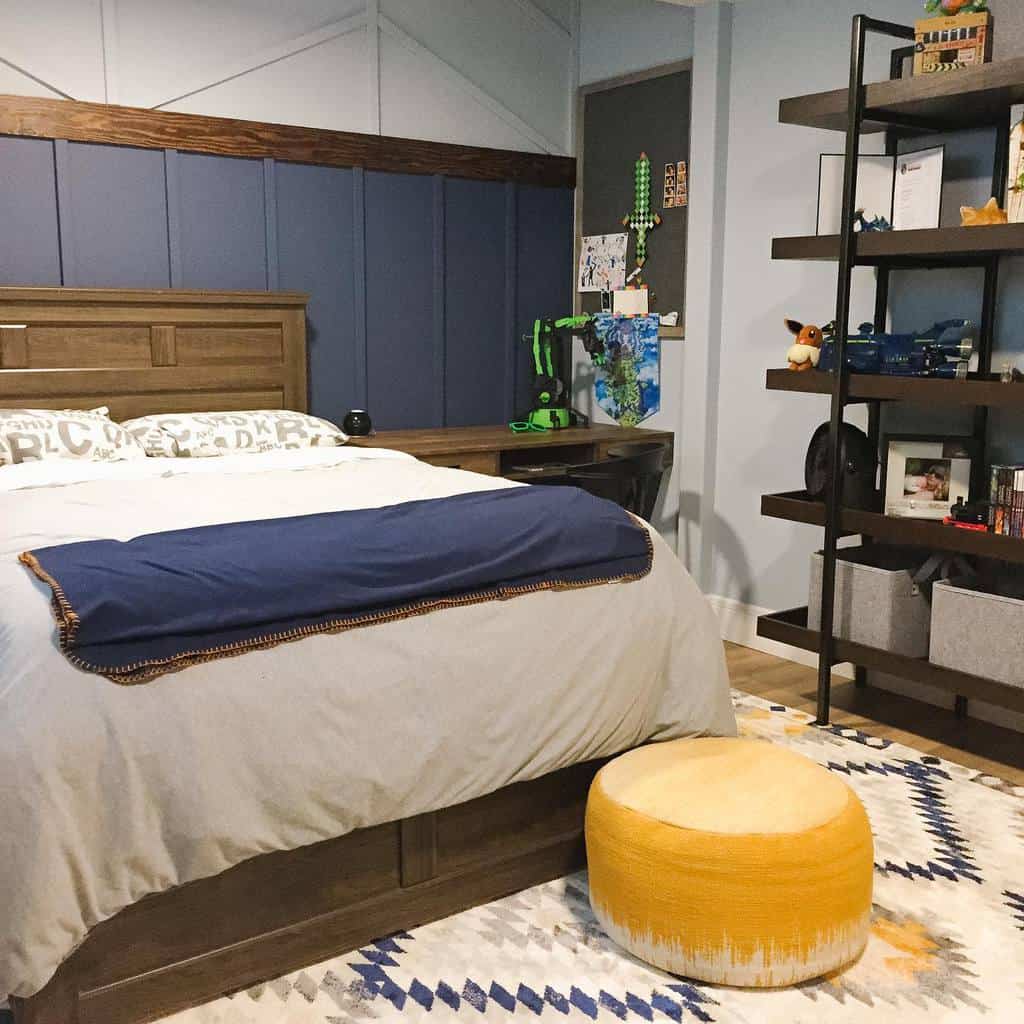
[784,319,825,372]
[961,197,1008,226]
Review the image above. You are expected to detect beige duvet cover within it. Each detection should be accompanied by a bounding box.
[0,448,735,1001]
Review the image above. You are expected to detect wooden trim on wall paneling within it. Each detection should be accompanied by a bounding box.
[0,94,576,188]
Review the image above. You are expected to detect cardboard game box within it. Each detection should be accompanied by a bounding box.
[914,11,993,74]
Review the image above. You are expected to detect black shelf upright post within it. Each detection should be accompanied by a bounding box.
[855,44,913,694]
[953,103,1014,721]
[816,15,916,725]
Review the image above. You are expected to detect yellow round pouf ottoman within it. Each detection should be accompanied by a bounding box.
[585,737,873,988]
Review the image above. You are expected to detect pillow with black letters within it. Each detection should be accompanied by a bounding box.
[0,407,146,466]
[121,410,349,458]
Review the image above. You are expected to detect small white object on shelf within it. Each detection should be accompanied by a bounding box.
[612,288,649,316]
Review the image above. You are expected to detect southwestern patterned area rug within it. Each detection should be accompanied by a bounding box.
[156,693,1021,1022]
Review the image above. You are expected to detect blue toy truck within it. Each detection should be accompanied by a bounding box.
[817,319,976,379]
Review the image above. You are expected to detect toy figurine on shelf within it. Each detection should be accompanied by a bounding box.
[854,209,892,232]
[961,197,1008,226]
[784,318,833,372]
[817,319,976,378]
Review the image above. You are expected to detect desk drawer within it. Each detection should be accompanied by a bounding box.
[421,451,499,475]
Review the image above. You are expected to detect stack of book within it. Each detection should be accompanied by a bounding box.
[989,465,1024,536]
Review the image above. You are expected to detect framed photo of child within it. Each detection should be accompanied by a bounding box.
[882,434,978,520]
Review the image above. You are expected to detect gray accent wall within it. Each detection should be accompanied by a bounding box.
[0,137,573,429]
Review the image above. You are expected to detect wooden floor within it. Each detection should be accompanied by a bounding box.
[727,643,1024,787]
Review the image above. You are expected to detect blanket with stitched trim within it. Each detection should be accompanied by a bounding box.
[20,485,652,685]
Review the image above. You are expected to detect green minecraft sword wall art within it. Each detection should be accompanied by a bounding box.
[621,152,661,280]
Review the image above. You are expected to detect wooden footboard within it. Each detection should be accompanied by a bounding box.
[12,759,604,1024]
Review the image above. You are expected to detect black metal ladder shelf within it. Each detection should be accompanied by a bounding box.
[760,15,1022,725]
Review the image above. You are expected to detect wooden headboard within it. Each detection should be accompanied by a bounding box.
[0,287,309,420]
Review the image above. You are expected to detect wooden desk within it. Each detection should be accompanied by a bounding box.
[348,424,673,479]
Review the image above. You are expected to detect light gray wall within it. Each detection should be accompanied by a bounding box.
[579,0,694,85]
[706,0,1024,612]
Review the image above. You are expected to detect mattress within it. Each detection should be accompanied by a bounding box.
[0,447,736,1000]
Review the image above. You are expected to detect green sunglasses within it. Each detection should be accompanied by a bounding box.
[508,421,549,433]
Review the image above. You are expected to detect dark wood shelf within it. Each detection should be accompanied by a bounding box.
[757,607,1024,713]
[779,56,1024,134]
[761,490,828,527]
[765,368,1024,407]
[772,224,1024,267]
[761,490,1024,565]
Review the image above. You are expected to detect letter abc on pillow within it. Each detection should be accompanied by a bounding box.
[0,409,146,466]
[122,410,349,458]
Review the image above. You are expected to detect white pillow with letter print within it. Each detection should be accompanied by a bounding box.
[0,407,146,466]
[121,410,350,458]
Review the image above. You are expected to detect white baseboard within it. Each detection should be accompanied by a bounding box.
[706,594,854,680]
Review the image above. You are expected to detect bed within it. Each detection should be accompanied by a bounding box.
[0,286,736,1024]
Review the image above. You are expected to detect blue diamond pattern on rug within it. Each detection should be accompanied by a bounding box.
[137,692,1024,1022]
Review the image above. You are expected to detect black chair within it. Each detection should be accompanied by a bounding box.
[531,441,669,521]
[603,442,669,521]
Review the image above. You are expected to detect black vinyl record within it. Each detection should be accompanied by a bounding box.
[804,422,878,511]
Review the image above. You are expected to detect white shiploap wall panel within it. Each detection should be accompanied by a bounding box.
[0,59,56,99]
[163,29,371,133]
[1,0,106,101]
[379,29,547,154]
[526,0,575,32]
[0,0,576,154]
[113,0,365,109]
[380,0,571,153]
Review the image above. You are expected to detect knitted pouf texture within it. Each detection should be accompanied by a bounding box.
[585,737,874,987]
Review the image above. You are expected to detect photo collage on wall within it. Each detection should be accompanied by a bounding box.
[663,161,687,209]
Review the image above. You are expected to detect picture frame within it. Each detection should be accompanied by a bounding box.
[892,145,945,231]
[881,434,979,521]
[817,154,895,235]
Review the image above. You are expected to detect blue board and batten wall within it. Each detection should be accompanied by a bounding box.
[0,136,573,429]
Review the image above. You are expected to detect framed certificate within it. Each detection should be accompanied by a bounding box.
[892,146,945,231]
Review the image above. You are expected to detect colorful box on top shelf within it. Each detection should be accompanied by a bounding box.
[914,9,992,75]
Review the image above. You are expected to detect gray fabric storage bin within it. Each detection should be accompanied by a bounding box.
[808,545,932,657]
[930,579,1024,688]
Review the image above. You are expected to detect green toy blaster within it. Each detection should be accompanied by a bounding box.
[526,315,606,430]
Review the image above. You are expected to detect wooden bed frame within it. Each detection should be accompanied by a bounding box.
[2,287,604,1024]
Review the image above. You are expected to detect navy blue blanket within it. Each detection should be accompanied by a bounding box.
[20,486,652,684]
